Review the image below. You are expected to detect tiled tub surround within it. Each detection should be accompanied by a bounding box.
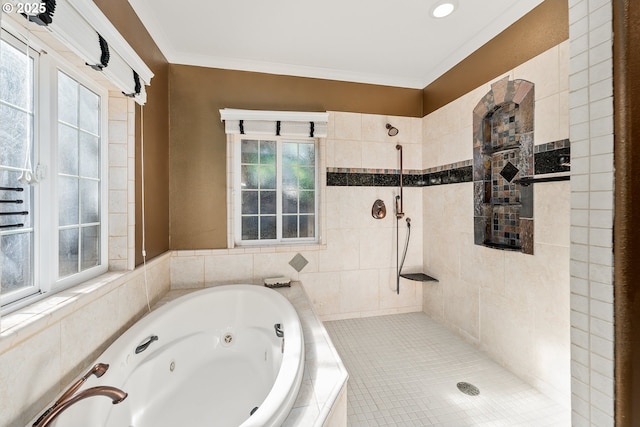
[0,253,171,427]
[155,283,348,427]
[422,41,571,408]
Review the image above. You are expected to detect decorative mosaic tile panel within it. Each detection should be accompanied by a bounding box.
[473,77,535,255]
[491,205,521,248]
[491,150,521,204]
[491,103,519,149]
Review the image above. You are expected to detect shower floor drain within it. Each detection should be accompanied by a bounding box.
[457,382,480,396]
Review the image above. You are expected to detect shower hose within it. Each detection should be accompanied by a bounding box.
[396,216,411,294]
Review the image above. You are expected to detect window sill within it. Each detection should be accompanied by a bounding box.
[0,252,171,356]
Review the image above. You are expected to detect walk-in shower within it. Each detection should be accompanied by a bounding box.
[394,144,437,294]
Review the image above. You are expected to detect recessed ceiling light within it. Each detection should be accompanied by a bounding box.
[431,1,456,18]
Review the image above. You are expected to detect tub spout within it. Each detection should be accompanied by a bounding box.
[33,386,127,427]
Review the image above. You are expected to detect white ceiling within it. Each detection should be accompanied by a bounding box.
[127,0,545,89]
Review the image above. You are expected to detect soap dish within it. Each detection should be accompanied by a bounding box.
[264,277,291,288]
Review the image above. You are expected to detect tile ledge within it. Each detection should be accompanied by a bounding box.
[157,281,348,427]
[0,252,172,356]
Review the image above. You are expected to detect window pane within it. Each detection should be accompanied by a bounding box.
[58,72,78,125]
[283,215,298,238]
[80,179,99,224]
[59,228,79,278]
[58,123,79,175]
[260,216,276,239]
[0,232,33,295]
[0,39,32,110]
[299,166,315,190]
[79,86,99,135]
[0,170,32,228]
[260,191,276,215]
[259,140,276,164]
[282,166,297,190]
[81,225,100,270]
[241,165,258,189]
[299,215,315,238]
[0,104,29,168]
[79,133,99,178]
[59,176,79,226]
[283,143,297,165]
[241,191,258,214]
[283,190,298,213]
[300,191,315,213]
[242,216,258,240]
[299,143,315,164]
[241,139,258,164]
[57,71,102,279]
[259,165,276,189]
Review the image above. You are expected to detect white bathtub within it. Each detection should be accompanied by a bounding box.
[50,284,305,427]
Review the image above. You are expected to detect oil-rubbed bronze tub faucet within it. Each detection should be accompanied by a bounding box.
[32,363,128,427]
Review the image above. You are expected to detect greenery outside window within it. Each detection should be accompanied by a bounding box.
[235,137,318,245]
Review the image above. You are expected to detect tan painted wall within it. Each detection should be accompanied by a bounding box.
[93,0,170,265]
[422,0,569,115]
[168,66,423,249]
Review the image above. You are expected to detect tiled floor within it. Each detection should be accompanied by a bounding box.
[325,313,570,427]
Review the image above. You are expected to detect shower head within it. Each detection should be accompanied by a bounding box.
[386,123,399,137]
[396,144,402,150]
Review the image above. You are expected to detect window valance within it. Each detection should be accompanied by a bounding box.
[220,109,329,138]
[8,0,153,104]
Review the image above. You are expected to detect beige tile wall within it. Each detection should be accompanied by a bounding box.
[0,254,170,427]
[108,93,137,271]
[421,42,572,407]
[172,112,425,321]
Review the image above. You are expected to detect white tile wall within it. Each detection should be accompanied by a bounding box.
[568,1,615,426]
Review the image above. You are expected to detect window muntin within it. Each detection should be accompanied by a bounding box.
[237,137,317,245]
[0,33,36,301]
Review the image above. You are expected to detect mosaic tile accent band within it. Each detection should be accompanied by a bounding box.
[326,145,569,188]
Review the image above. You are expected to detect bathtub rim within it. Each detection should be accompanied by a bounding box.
[49,283,305,427]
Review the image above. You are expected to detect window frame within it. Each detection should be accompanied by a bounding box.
[232,135,319,247]
[0,24,109,309]
[0,29,40,304]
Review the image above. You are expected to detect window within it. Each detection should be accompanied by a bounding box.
[235,137,318,245]
[0,29,107,308]
[0,32,37,302]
